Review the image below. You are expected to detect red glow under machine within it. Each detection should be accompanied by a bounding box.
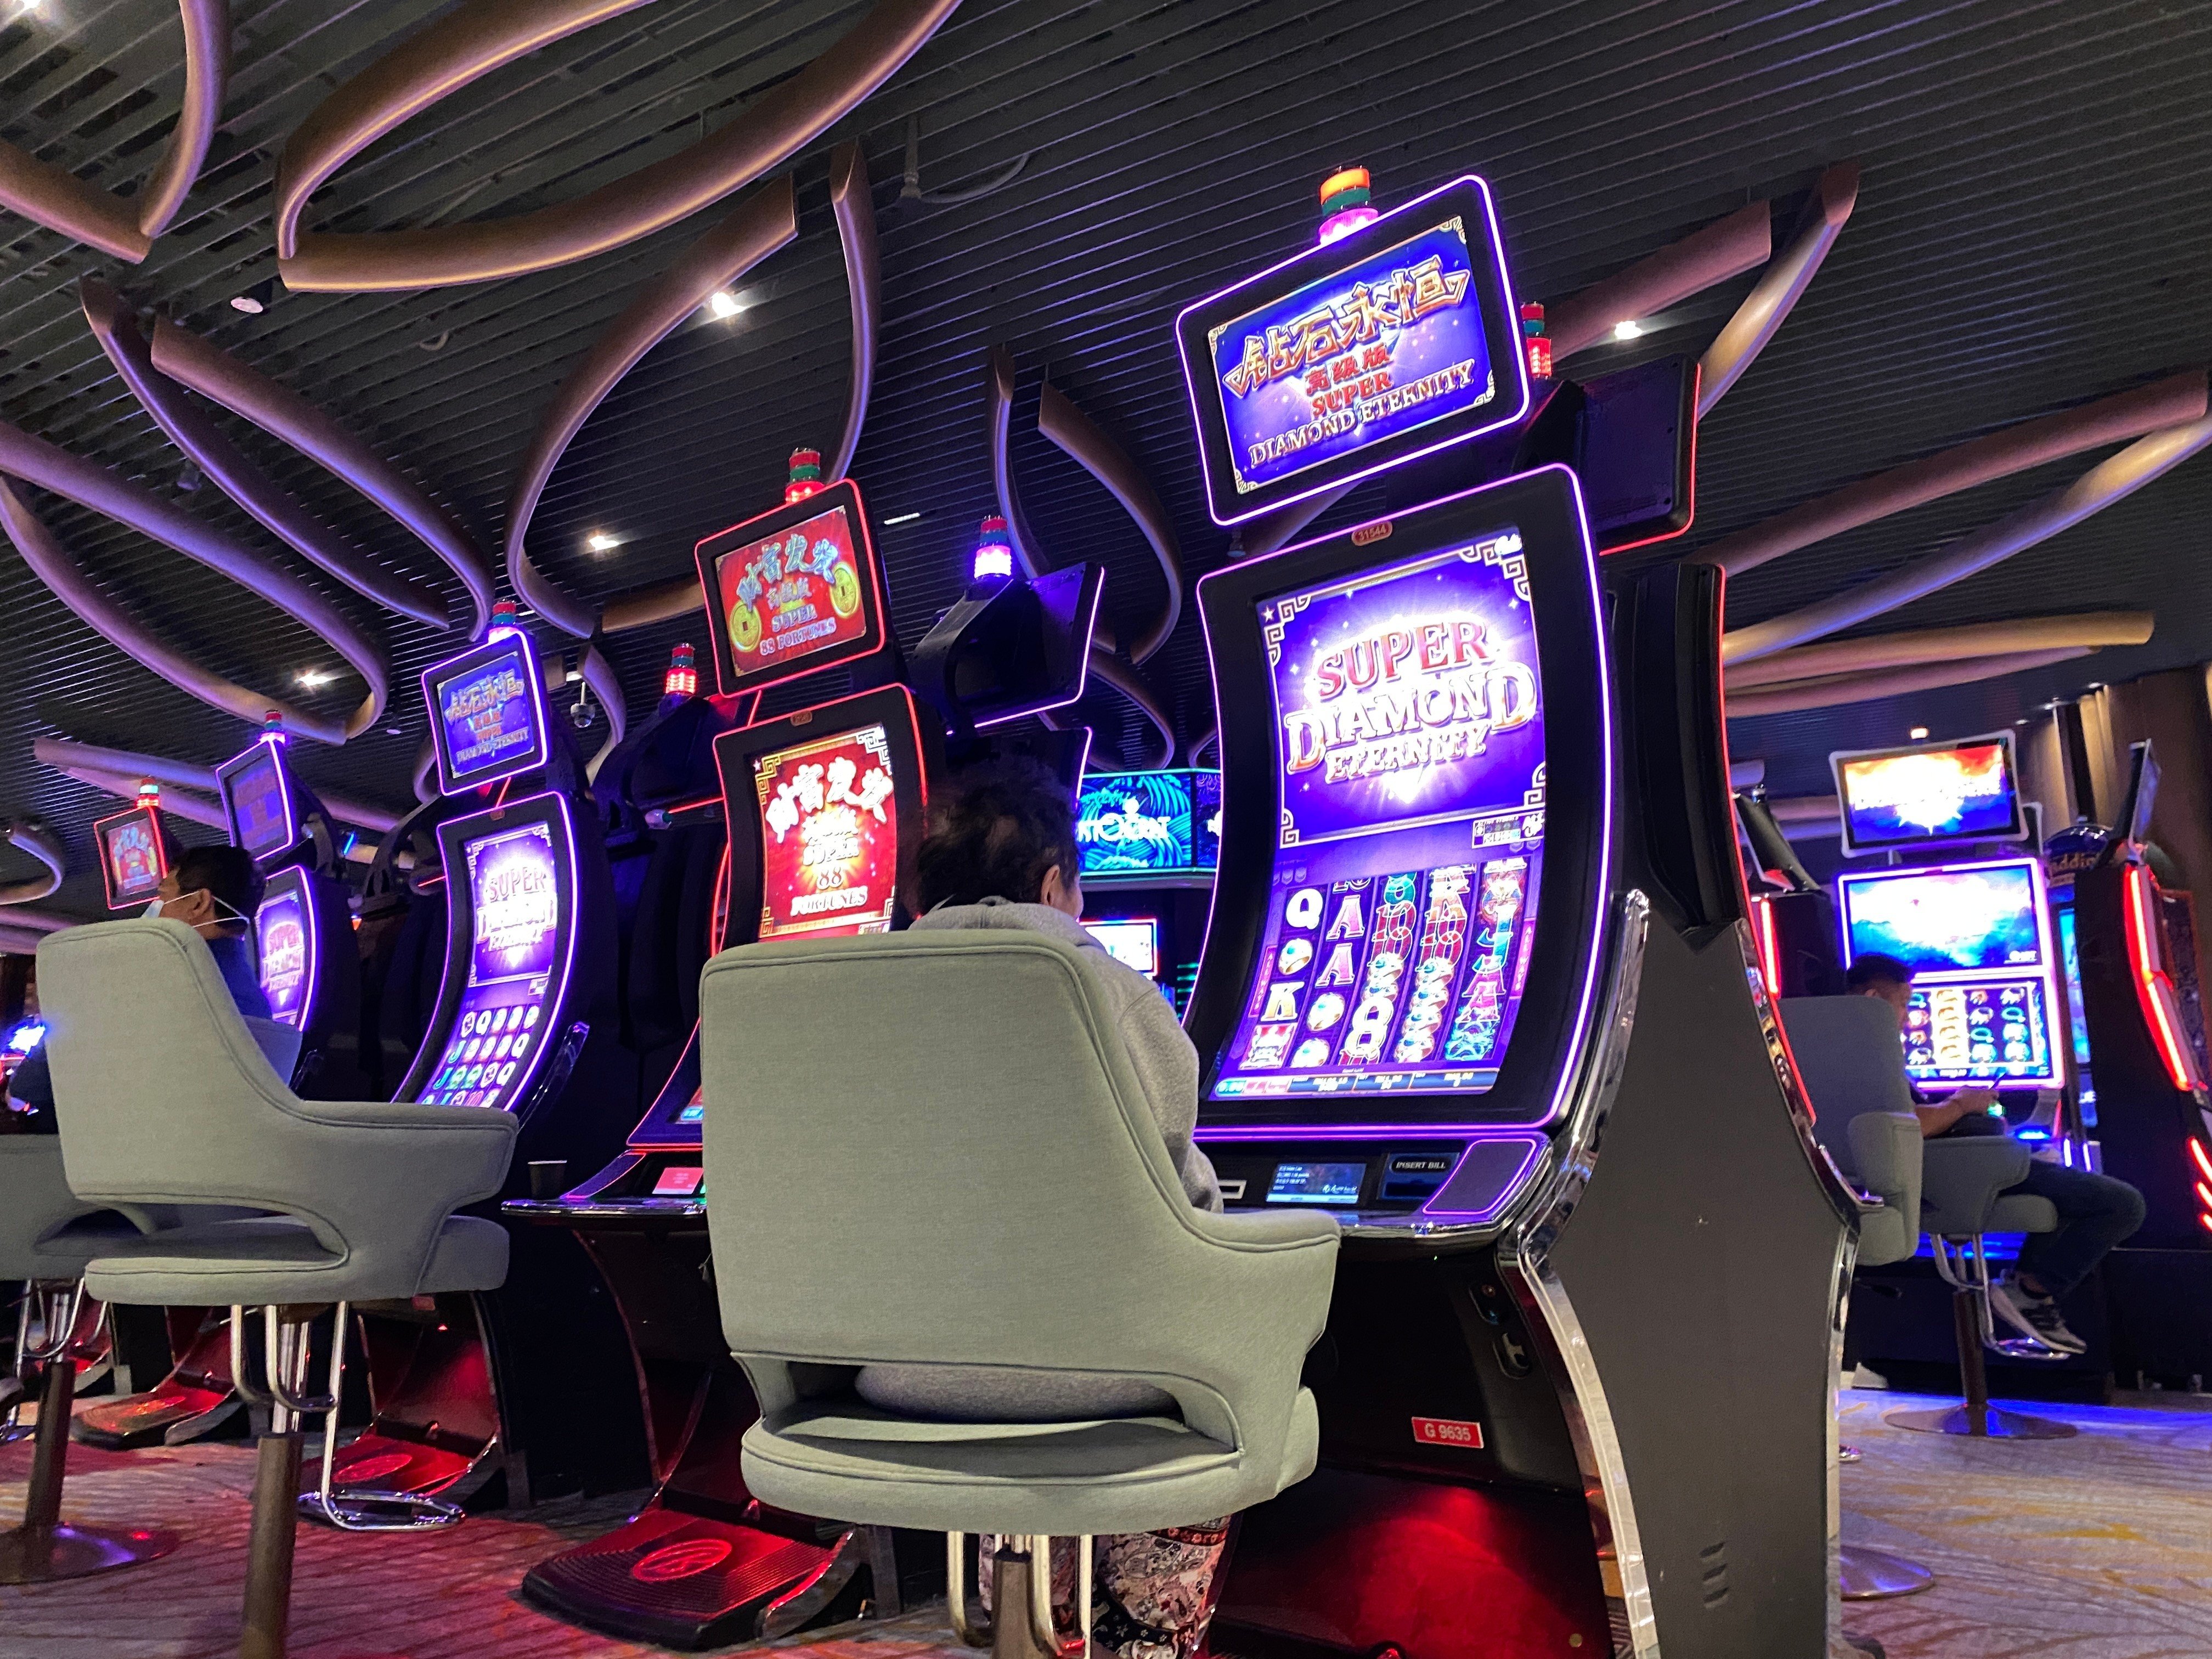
[1174,171,1852,1658]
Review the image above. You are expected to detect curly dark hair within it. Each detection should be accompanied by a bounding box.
[914,758,1081,911]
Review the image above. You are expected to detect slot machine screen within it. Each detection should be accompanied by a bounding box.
[695,481,890,698]
[1084,918,1161,977]
[219,745,296,862]
[1211,531,1547,1100]
[427,635,549,793]
[751,723,902,940]
[418,820,562,1109]
[1076,771,1221,880]
[95,806,167,909]
[1175,176,1526,526]
[256,880,312,1027]
[1832,735,2027,856]
[1837,857,2063,1088]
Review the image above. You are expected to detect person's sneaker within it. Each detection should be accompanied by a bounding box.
[1990,1272,2087,1353]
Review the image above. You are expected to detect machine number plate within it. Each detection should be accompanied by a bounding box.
[1410,1415,1485,1448]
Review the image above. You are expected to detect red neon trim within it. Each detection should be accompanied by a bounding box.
[2192,1139,2212,1186]
[1599,363,1701,555]
[2196,1181,2212,1211]
[2125,864,2202,1091]
[2199,1212,2212,1236]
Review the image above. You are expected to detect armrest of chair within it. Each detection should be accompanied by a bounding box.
[1918,1135,2032,1238]
[1847,1112,1923,1225]
[291,1100,520,1205]
[1186,1207,1344,1251]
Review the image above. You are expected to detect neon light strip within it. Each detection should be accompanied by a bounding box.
[2191,1138,2212,1185]
[1173,174,1532,528]
[1192,463,1614,1144]
[2125,862,2204,1091]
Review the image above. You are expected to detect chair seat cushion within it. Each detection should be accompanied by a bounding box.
[742,1388,1318,1538]
[1856,1204,1916,1269]
[83,1213,507,1307]
[1987,1193,2059,1233]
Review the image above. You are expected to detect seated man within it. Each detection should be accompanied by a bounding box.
[857,759,1228,1659]
[2,845,269,1135]
[1846,951,2145,1353]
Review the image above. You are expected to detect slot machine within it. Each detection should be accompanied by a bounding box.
[2053,743,2212,1383]
[212,716,363,1097]
[1073,767,1220,1014]
[1172,171,1852,1658]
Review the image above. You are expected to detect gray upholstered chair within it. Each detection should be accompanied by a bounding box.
[1780,994,2072,1445]
[0,1138,179,1584]
[699,932,1340,1659]
[37,918,518,1657]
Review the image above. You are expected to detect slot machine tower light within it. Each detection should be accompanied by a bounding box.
[785,447,825,503]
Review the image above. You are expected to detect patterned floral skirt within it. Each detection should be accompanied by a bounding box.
[979,1522,1233,1659]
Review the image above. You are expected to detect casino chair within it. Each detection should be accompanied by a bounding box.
[36,917,518,1657]
[697,932,1341,1659]
[1781,996,2075,1449]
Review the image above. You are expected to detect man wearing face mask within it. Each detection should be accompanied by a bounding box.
[1,845,268,1135]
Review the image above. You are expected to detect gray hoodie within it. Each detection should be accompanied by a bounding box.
[853,896,1223,1423]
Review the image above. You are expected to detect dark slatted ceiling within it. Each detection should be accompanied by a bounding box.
[3,0,2210,912]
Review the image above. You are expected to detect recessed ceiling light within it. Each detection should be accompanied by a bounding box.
[1909,726,1928,740]
[586,532,618,552]
[385,726,405,736]
[230,278,277,315]
[297,668,334,689]
[707,290,743,319]
[2086,681,2106,691]
[1612,319,1644,341]
[883,511,922,527]
[565,668,582,683]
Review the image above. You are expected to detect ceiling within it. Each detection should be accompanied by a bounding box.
[3,0,2210,916]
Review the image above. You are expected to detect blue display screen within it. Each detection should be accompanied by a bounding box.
[1267,1161,1365,1205]
[1838,862,2044,974]
[435,639,544,786]
[1076,770,1221,878]
[1835,740,2021,853]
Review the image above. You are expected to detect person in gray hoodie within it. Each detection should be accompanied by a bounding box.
[853,759,1230,1659]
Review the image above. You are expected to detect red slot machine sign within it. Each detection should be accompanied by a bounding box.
[753,724,901,940]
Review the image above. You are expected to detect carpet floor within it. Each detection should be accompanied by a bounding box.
[3,1387,2207,1657]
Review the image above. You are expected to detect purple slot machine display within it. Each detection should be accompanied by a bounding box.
[313,620,641,1516]
[508,466,965,1650]
[1176,171,1851,1659]
[213,720,364,1097]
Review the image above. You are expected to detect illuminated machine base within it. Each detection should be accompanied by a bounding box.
[522,1504,862,1651]
[299,1295,503,1516]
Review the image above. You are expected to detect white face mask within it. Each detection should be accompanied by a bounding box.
[140,898,166,919]
[140,890,247,927]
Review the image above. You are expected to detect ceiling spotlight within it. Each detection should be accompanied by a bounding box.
[2086,681,2106,691]
[385,726,406,736]
[174,462,201,494]
[707,290,744,320]
[230,278,278,315]
[883,511,923,527]
[296,668,334,689]
[586,532,618,552]
[564,667,583,683]
[1909,726,1929,741]
[1612,319,1645,341]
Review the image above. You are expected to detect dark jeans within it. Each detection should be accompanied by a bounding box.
[2007,1159,2147,1298]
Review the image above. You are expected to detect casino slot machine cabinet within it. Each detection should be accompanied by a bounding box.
[509,474,949,1649]
[1075,767,1220,1014]
[314,619,642,1513]
[1173,171,1852,1659]
[2051,743,2212,1383]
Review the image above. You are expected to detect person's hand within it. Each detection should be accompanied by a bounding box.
[1951,1086,2000,1114]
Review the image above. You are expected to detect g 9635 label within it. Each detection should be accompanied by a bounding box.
[1411,1415,1484,1448]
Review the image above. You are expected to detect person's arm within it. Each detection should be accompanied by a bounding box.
[1114,983,1224,1212]
[1917,1085,1998,1138]
[1,1048,57,1134]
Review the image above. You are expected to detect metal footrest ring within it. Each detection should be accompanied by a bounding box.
[297,1487,465,1531]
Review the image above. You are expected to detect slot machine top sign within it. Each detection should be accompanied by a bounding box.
[216,741,299,863]
[94,804,168,910]
[1176,174,1528,525]
[693,478,891,697]
[1830,732,2028,857]
[424,633,552,795]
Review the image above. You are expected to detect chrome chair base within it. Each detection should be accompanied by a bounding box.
[1886,1403,2078,1439]
[297,1487,464,1531]
[0,1521,180,1584]
[1839,1544,1936,1600]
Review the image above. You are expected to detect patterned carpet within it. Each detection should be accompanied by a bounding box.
[3,1388,2207,1657]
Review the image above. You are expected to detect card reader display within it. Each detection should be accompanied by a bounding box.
[1266,1161,1367,1205]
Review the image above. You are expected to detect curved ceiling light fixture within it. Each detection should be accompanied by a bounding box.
[29,737,403,837]
[1724,411,2212,665]
[149,314,497,637]
[0,0,228,261]
[1725,611,2154,692]
[0,419,390,740]
[80,279,453,630]
[1697,162,1859,419]
[1725,646,2095,721]
[1701,371,2208,578]
[984,343,1047,578]
[1036,379,1183,664]
[273,0,958,291]
[507,174,799,642]
[601,140,881,636]
[0,477,369,743]
[1546,199,1773,363]
[0,819,65,906]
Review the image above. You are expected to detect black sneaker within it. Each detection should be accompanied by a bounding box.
[1991,1272,2087,1353]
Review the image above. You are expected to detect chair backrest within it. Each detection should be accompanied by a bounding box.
[39,918,307,1212]
[245,1015,304,1082]
[699,930,1319,1449]
[1779,995,1916,1177]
